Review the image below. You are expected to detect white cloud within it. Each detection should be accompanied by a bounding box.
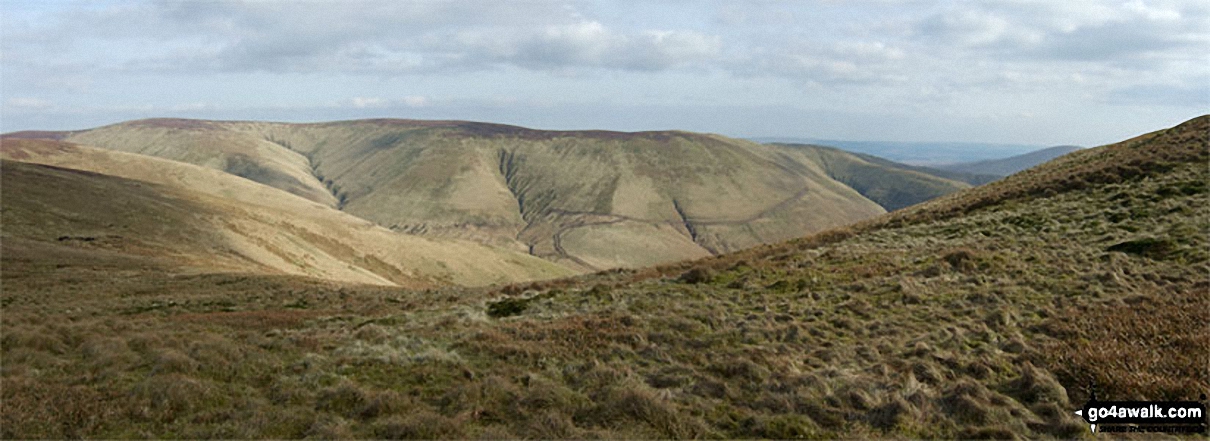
[5,97,53,110]
[345,96,429,109]
[1,1,1205,144]
[3,1,720,76]
[735,39,910,85]
[400,96,429,107]
[350,97,388,108]
[1122,0,1183,21]
[910,1,1208,63]
[447,20,722,72]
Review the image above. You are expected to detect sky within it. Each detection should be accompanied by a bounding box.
[1,0,1207,146]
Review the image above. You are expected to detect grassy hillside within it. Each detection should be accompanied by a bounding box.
[771,143,976,211]
[61,119,339,206]
[939,145,1083,177]
[222,120,893,268]
[3,116,1203,438]
[1,139,575,288]
[22,119,922,270]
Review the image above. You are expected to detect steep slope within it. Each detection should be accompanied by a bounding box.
[770,143,976,211]
[407,114,1201,437]
[842,151,1000,186]
[2,116,1204,439]
[553,114,1204,436]
[21,119,898,270]
[256,121,890,269]
[1,139,574,287]
[938,145,1082,177]
[56,119,339,206]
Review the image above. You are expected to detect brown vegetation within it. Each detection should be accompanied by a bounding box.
[1,115,1206,438]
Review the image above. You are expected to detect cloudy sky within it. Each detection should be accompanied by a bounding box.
[2,0,1207,145]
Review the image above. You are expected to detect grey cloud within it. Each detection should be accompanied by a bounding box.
[912,1,1208,64]
[734,40,909,85]
[1034,22,1191,61]
[454,22,722,72]
[891,0,1209,104]
[8,0,721,76]
[915,9,1038,47]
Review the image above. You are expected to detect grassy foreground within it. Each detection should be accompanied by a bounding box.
[2,117,1207,438]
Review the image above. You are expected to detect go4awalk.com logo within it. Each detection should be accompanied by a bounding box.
[1074,394,1207,434]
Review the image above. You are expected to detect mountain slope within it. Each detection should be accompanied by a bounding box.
[584,114,1207,436]
[408,115,1208,437]
[1,139,575,287]
[248,121,887,265]
[770,143,976,211]
[1,116,1204,439]
[433,115,1203,437]
[938,145,1082,177]
[22,119,923,270]
[56,119,340,206]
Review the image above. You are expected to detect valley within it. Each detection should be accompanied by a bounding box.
[4,1,1204,438]
[1,115,1204,438]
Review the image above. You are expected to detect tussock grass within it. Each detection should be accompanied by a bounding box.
[2,116,1206,438]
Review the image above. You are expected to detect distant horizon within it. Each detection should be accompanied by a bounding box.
[745,136,1047,148]
[5,115,1051,146]
[4,114,1123,168]
[7,113,1206,151]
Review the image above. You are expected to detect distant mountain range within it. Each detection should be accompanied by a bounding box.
[936,145,1083,176]
[755,138,1084,185]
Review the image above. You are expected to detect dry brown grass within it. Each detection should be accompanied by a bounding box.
[1036,286,1210,403]
[2,115,1206,438]
[175,309,330,330]
[873,115,1209,228]
[0,150,576,287]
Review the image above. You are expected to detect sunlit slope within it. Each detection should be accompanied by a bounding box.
[59,119,339,206]
[237,120,887,269]
[14,118,983,270]
[431,115,1206,437]
[1,117,1203,439]
[1,139,575,287]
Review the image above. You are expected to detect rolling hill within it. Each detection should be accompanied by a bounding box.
[0,139,575,288]
[0,115,1204,438]
[9,118,972,270]
[938,145,1083,177]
